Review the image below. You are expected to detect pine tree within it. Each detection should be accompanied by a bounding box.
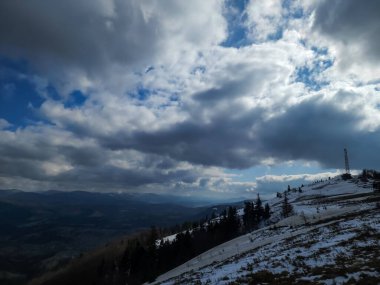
[256,194,264,219]
[226,206,240,235]
[264,203,270,219]
[281,193,293,218]
[147,226,158,249]
[243,201,254,231]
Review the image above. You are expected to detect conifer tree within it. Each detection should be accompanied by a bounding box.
[264,203,270,219]
[281,193,293,218]
[256,194,264,219]
[243,201,254,231]
[226,206,240,235]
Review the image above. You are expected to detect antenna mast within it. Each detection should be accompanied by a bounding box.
[344,148,350,174]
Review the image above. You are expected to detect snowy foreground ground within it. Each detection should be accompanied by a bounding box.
[149,177,380,285]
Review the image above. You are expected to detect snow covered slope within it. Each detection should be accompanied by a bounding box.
[150,177,380,285]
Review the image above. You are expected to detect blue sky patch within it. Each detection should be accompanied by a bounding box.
[282,0,304,19]
[311,46,329,56]
[128,86,154,102]
[191,66,206,75]
[221,0,250,48]
[295,59,333,91]
[64,90,87,108]
[267,28,283,41]
[0,57,45,127]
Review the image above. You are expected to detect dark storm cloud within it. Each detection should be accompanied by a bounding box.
[101,109,264,169]
[54,164,199,188]
[314,0,380,62]
[0,0,226,80]
[3,91,375,189]
[0,0,159,74]
[1,0,379,194]
[99,93,380,170]
[193,68,269,104]
[0,156,46,181]
[0,131,102,167]
[0,0,157,71]
[0,0,228,191]
[0,130,201,189]
[59,145,107,167]
[258,96,380,169]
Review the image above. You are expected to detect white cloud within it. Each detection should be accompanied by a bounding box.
[0,0,379,196]
[245,0,283,42]
[256,170,341,183]
[0,0,227,96]
[0,119,11,129]
[312,0,380,83]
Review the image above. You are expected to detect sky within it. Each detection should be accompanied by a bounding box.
[0,0,379,199]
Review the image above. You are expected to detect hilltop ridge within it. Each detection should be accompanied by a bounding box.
[150,176,380,285]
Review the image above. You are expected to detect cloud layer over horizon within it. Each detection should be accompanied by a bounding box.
[0,0,379,198]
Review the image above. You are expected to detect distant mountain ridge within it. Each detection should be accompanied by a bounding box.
[0,189,242,285]
[0,189,245,207]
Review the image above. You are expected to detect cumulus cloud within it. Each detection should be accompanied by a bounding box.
[313,0,380,62]
[256,171,342,184]
[313,0,380,81]
[245,0,284,41]
[0,0,379,197]
[0,118,11,129]
[258,94,380,169]
[0,125,221,193]
[0,0,226,68]
[0,0,227,94]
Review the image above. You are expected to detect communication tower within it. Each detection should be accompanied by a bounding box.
[344,148,350,174]
[342,148,352,180]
